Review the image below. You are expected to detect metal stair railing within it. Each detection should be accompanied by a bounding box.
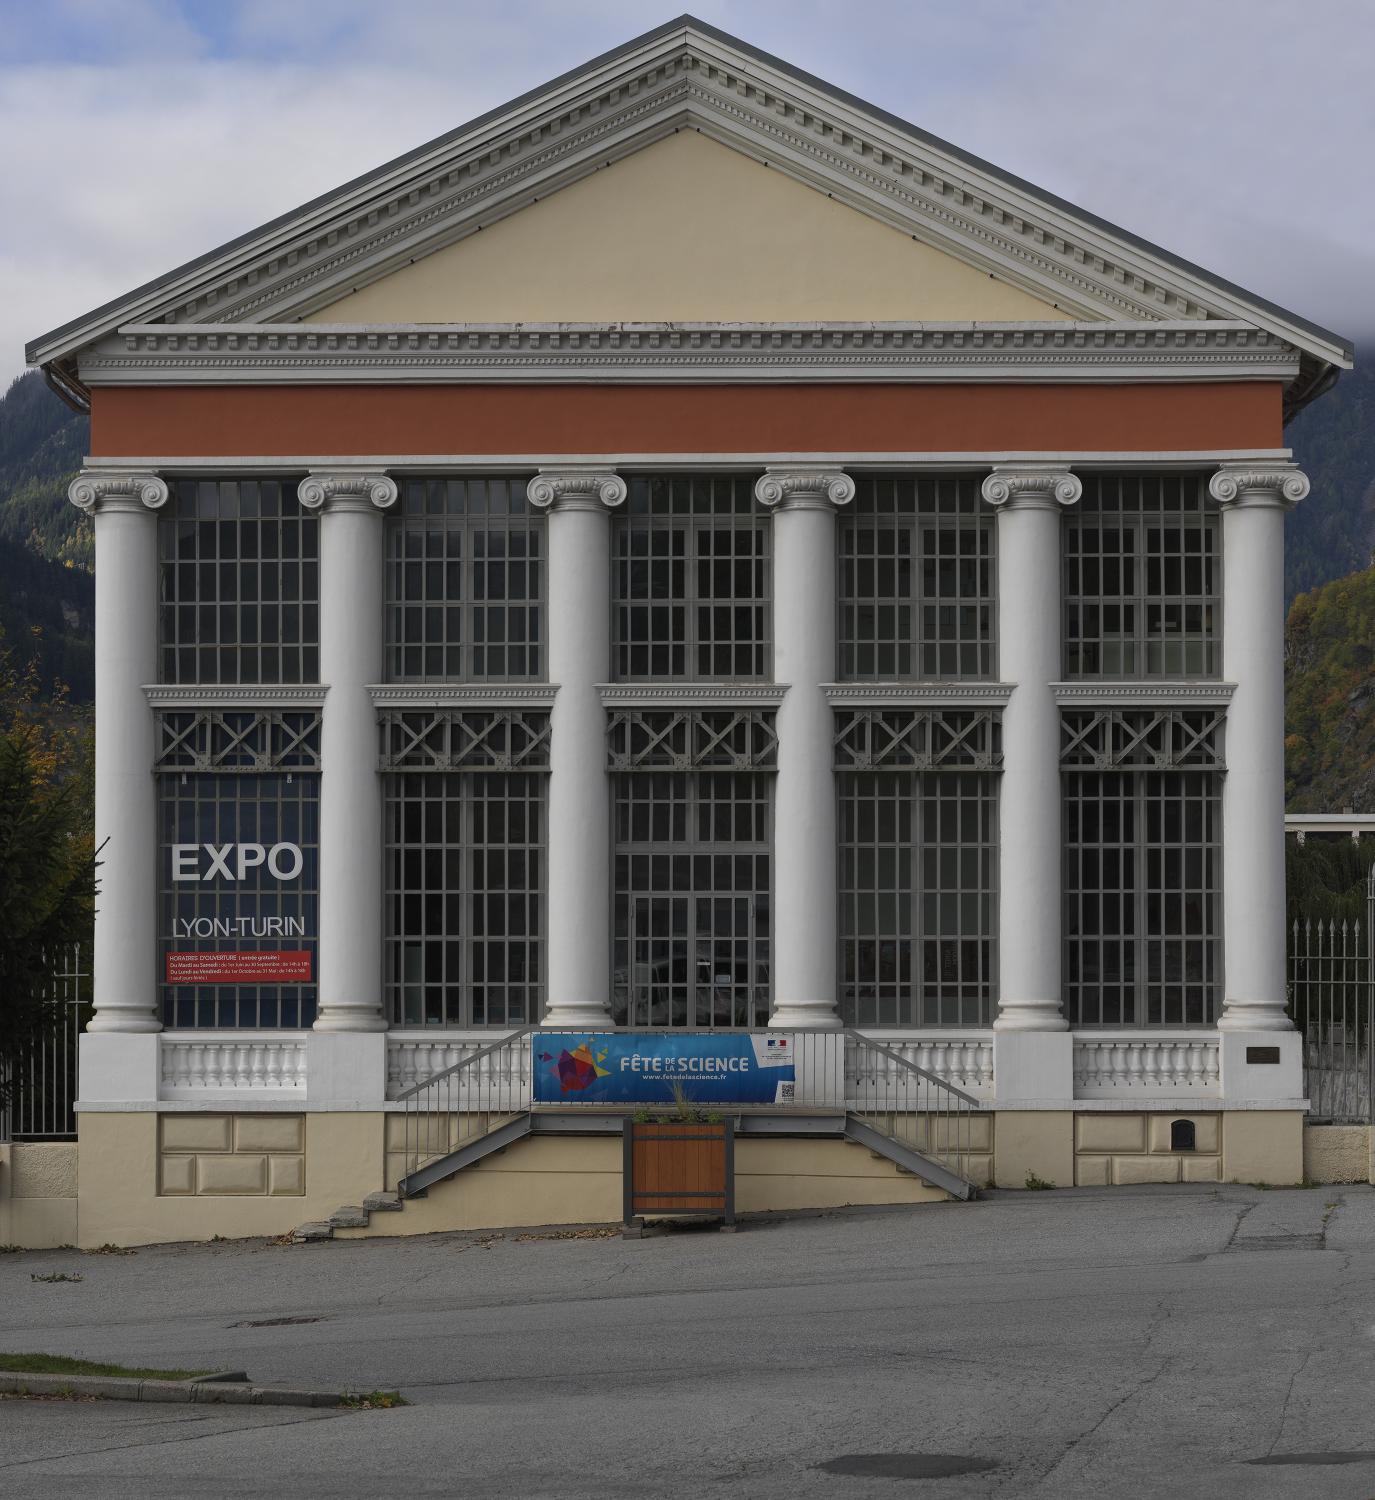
[843,1029,982,1198]
[394,1027,535,1196]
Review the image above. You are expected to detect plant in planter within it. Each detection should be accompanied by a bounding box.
[623,1083,735,1231]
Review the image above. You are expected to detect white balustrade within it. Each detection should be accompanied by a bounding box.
[159,1034,308,1097]
[387,1033,532,1103]
[846,1034,995,1105]
[1072,1036,1221,1097]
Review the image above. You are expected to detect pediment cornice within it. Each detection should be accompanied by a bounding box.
[28,19,1352,377]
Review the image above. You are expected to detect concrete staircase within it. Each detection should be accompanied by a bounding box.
[290,1191,404,1244]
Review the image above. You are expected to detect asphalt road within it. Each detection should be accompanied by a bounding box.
[2,1184,1375,1498]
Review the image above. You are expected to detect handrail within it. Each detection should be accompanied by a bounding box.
[842,1028,980,1107]
[393,1026,535,1102]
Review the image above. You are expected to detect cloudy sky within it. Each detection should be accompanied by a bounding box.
[5,0,1372,381]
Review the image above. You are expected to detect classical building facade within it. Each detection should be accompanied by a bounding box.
[21,17,1353,1245]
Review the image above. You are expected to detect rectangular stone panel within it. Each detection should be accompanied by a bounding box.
[235,1115,305,1154]
[268,1155,306,1196]
[1182,1155,1222,1183]
[1074,1156,1111,1187]
[1113,1155,1181,1185]
[161,1115,231,1154]
[158,1154,196,1196]
[1076,1115,1146,1154]
[1147,1114,1220,1154]
[198,1154,269,1195]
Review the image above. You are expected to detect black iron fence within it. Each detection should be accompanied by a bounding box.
[0,946,90,1142]
[1290,869,1374,1123]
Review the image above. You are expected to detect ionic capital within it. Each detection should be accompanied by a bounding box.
[68,470,168,515]
[526,470,627,512]
[980,466,1081,511]
[753,468,855,512]
[1208,462,1310,510]
[297,471,398,513]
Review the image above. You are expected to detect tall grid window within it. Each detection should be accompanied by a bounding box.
[836,709,999,1027]
[1064,473,1219,678]
[158,772,319,1028]
[385,476,542,682]
[838,473,994,680]
[159,478,318,684]
[383,774,545,1027]
[1062,708,1223,1025]
[610,707,775,1029]
[381,708,548,1027]
[612,474,768,680]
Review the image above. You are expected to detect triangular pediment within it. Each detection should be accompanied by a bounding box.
[28,15,1350,377]
[305,131,1070,324]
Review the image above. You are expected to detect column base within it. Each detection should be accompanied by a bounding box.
[306,1032,387,1108]
[1218,1030,1304,1104]
[766,1005,841,1031]
[1217,1004,1295,1033]
[85,1011,163,1035]
[992,1005,1069,1034]
[312,1011,389,1034]
[540,1007,615,1031]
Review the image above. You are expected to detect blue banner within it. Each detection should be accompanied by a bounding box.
[533,1033,796,1105]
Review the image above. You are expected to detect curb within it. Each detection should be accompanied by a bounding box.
[0,1369,350,1407]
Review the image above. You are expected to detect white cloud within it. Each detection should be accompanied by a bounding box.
[6,0,1371,382]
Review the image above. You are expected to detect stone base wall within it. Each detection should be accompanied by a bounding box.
[1303,1124,1373,1184]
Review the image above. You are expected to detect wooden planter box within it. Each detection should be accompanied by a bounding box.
[623,1118,735,1230]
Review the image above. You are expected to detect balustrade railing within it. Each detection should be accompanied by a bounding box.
[159,1035,308,1095]
[1072,1036,1220,1097]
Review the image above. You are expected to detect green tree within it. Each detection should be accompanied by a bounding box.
[0,638,94,1111]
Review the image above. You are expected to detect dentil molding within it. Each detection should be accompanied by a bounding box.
[68,470,168,513]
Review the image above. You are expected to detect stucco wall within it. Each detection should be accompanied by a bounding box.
[308,130,1069,326]
[1303,1124,1372,1184]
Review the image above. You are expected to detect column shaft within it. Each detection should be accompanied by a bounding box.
[757,468,854,1029]
[983,468,1081,1032]
[530,472,625,1029]
[1213,464,1309,1031]
[302,473,395,1033]
[72,474,167,1034]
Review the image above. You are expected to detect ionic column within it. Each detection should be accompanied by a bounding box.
[298,472,397,1032]
[69,471,168,1033]
[1210,463,1309,1032]
[755,467,855,1029]
[527,470,627,1028]
[981,466,1082,1032]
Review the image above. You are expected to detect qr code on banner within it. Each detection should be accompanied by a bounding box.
[779,1082,795,1101]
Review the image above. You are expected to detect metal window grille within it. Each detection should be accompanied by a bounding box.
[833,708,1002,770]
[1059,708,1225,770]
[384,772,545,1027]
[1063,766,1221,1026]
[612,474,769,681]
[612,771,771,1029]
[1064,473,1218,679]
[839,472,994,680]
[607,708,777,772]
[159,477,318,684]
[385,476,543,682]
[154,710,321,773]
[839,770,998,1027]
[379,709,552,771]
[157,773,319,1027]
[0,946,89,1141]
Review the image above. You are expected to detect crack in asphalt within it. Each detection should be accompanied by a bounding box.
[1267,1349,1318,1459]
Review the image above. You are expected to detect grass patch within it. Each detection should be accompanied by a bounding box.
[30,1272,82,1284]
[338,1389,408,1410]
[1023,1172,1056,1191]
[0,1353,214,1381]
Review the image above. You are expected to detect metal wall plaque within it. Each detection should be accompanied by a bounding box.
[1246,1046,1282,1065]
